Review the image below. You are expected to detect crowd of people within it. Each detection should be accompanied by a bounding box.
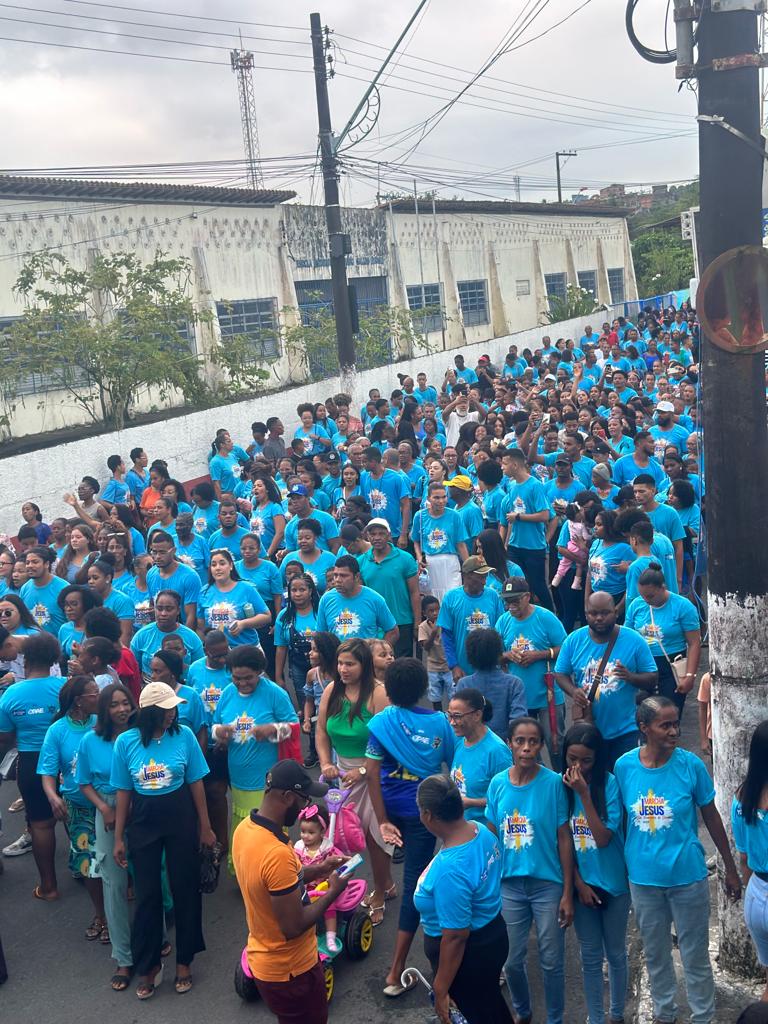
[1,302,767,1024]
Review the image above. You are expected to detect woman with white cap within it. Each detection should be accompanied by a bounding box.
[590,463,620,510]
[110,680,215,1000]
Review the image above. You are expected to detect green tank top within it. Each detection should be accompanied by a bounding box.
[326,699,373,758]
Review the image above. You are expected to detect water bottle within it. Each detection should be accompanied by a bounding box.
[243,602,254,618]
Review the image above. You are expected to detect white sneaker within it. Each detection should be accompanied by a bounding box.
[3,830,32,856]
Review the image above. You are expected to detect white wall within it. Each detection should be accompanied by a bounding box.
[0,311,598,537]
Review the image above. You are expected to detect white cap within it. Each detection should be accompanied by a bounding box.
[366,517,391,532]
[656,400,675,413]
[139,682,186,710]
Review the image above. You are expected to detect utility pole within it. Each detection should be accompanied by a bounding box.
[696,1,768,974]
[555,150,577,203]
[310,12,356,375]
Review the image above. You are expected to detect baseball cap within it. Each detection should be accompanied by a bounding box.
[656,400,675,412]
[448,475,473,492]
[554,456,571,467]
[544,374,557,383]
[502,578,530,598]
[366,517,391,532]
[265,760,329,799]
[592,462,611,483]
[462,555,492,575]
[288,484,309,497]
[323,451,340,464]
[139,682,187,710]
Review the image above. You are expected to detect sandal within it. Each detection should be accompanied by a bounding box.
[174,974,193,994]
[160,941,172,958]
[85,916,105,941]
[8,797,24,813]
[361,883,397,909]
[111,970,132,992]
[136,964,163,1001]
[99,923,110,945]
[32,885,59,902]
[368,902,385,927]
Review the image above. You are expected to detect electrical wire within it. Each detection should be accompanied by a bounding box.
[60,0,305,32]
[626,0,676,64]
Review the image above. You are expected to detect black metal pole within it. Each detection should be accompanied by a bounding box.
[556,152,562,204]
[310,12,355,371]
[697,0,768,972]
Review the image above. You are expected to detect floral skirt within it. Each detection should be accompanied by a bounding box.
[64,798,97,879]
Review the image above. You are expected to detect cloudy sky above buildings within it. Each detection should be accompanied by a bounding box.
[0,0,698,204]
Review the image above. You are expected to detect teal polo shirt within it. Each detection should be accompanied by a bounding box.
[358,545,418,626]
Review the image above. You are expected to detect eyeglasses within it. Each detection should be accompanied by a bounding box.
[446,710,478,722]
[0,608,16,617]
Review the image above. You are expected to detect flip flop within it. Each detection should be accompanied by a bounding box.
[174,974,193,994]
[362,883,397,908]
[383,976,416,998]
[99,924,111,945]
[110,971,132,992]
[368,903,385,927]
[136,964,163,1001]
[32,886,59,902]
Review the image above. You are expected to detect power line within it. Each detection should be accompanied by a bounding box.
[60,0,305,32]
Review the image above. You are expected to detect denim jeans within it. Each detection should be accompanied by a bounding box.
[388,813,436,933]
[630,878,714,1024]
[573,892,631,1024]
[744,873,768,966]
[501,876,565,1024]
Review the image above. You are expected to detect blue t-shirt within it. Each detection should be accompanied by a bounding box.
[283,509,339,553]
[485,766,569,883]
[293,424,331,457]
[192,501,222,541]
[588,540,633,596]
[209,526,252,559]
[280,550,338,594]
[360,470,410,538]
[130,623,204,675]
[236,558,283,607]
[274,607,318,650]
[316,585,397,640]
[147,563,201,610]
[451,730,513,822]
[212,679,297,791]
[175,683,208,737]
[570,774,628,896]
[410,508,467,556]
[175,534,211,582]
[437,586,505,674]
[649,423,690,461]
[544,478,582,510]
[197,580,267,646]
[187,657,231,729]
[366,705,455,817]
[124,581,154,630]
[101,478,130,505]
[58,620,84,658]
[614,746,714,887]
[454,500,484,549]
[76,730,119,796]
[569,456,597,489]
[501,477,550,550]
[647,504,686,544]
[414,823,503,937]
[38,715,96,806]
[247,502,285,553]
[111,724,209,796]
[209,451,244,494]
[20,576,68,634]
[732,797,768,873]
[555,625,657,740]
[495,606,567,708]
[103,588,135,622]
[613,455,668,491]
[625,592,700,657]
[485,561,526,595]
[125,468,148,502]
[0,675,61,750]
[481,485,507,526]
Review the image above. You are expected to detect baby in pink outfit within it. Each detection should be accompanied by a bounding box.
[294,803,346,951]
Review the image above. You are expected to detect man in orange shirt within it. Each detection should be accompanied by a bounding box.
[232,760,348,1024]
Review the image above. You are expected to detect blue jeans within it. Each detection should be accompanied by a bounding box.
[745,873,768,966]
[573,892,631,1024]
[501,877,565,1024]
[630,878,714,1024]
[389,813,436,933]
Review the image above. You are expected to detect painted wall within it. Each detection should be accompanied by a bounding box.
[0,311,599,537]
[0,194,634,440]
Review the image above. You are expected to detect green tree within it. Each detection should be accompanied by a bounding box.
[631,230,694,298]
[2,249,211,429]
[543,284,602,324]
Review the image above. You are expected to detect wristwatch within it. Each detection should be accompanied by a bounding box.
[357,766,367,777]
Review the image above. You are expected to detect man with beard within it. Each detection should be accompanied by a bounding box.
[648,399,690,461]
[232,760,347,1024]
[554,591,657,769]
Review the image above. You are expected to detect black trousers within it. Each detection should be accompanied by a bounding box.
[394,622,414,659]
[654,652,688,718]
[509,546,554,612]
[128,786,205,973]
[424,913,512,1024]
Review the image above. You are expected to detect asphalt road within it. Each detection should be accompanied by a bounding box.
[0,779,588,1024]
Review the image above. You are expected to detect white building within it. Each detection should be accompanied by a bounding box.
[0,176,636,439]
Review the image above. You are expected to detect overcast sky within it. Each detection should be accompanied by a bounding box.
[0,0,699,205]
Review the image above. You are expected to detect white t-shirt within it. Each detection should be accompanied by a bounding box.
[445,409,480,448]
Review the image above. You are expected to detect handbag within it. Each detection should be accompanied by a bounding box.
[571,627,619,724]
[648,607,688,685]
[199,842,223,894]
